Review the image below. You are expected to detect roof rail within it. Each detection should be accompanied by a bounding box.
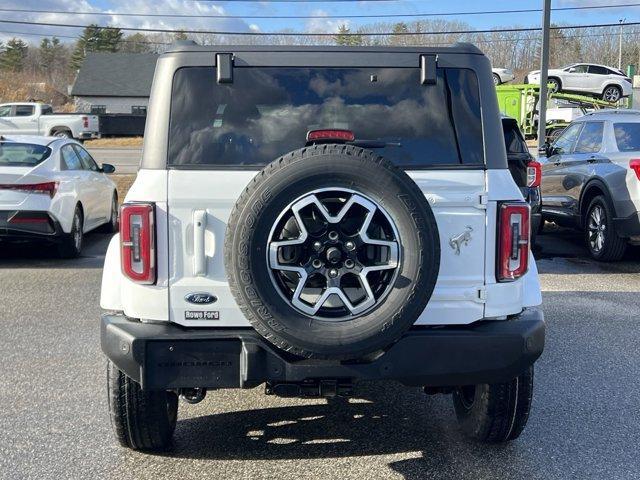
[585,109,640,116]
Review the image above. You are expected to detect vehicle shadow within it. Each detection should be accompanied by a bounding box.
[0,232,112,269]
[534,223,640,273]
[168,382,464,462]
[164,382,533,478]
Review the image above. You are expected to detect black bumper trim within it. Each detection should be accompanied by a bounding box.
[0,210,63,241]
[101,308,545,390]
[613,212,640,237]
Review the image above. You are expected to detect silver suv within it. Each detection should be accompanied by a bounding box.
[540,110,640,260]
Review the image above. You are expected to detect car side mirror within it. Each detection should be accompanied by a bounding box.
[568,67,576,73]
[538,142,551,157]
[101,163,115,174]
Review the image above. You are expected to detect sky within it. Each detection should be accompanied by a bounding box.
[1,0,639,44]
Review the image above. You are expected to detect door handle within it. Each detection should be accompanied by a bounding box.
[193,210,208,276]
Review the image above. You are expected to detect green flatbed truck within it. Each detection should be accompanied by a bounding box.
[496,83,617,140]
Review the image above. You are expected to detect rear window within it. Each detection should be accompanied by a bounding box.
[614,122,640,152]
[575,122,603,153]
[0,143,51,167]
[502,120,528,154]
[168,67,484,168]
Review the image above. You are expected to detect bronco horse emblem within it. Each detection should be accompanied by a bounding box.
[449,226,473,255]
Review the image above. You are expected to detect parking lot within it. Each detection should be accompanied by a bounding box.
[0,227,638,480]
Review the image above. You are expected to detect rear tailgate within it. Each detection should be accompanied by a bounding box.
[163,51,491,327]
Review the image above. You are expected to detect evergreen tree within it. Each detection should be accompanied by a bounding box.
[70,25,122,70]
[334,24,362,46]
[0,38,28,71]
[71,25,102,70]
[40,37,63,73]
[99,28,123,52]
[334,24,352,46]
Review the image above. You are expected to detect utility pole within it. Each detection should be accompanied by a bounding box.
[619,18,626,70]
[537,0,551,148]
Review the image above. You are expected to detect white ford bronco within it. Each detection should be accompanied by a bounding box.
[100,43,545,451]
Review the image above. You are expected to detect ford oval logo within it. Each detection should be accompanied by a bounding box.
[185,293,217,305]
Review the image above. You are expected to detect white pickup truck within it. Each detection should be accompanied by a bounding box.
[0,102,99,140]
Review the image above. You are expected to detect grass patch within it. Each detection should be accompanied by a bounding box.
[84,137,143,148]
[113,174,136,200]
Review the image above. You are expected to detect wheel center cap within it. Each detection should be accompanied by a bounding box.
[326,247,342,264]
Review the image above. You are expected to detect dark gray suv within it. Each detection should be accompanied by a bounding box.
[540,109,640,260]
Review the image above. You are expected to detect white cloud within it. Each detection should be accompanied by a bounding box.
[305,9,350,34]
[0,0,254,44]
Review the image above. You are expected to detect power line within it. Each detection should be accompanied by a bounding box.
[0,30,171,45]
[3,26,639,46]
[5,26,640,51]
[2,3,640,20]
[2,19,640,36]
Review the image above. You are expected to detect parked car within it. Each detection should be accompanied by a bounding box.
[0,102,100,140]
[525,63,632,102]
[502,116,542,241]
[492,67,515,85]
[539,110,640,260]
[100,43,545,451]
[0,135,118,257]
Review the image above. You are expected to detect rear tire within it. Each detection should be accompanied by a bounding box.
[493,73,502,86]
[584,195,627,261]
[452,366,534,443]
[57,207,83,258]
[602,85,622,103]
[547,77,560,93]
[107,361,178,451]
[52,129,72,139]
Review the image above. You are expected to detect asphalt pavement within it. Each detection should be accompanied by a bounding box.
[0,226,639,480]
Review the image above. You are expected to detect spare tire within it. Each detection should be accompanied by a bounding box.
[224,144,440,360]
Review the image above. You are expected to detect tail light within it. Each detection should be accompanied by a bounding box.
[82,116,89,128]
[120,203,156,284]
[497,202,530,282]
[630,159,640,180]
[0,181,58,198]
[527,160,542,187]
[307,129,355,143]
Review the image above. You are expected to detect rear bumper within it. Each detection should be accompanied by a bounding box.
[78,131,100,140]
[613,211,640,237]
[0,210,63,242]
[101,308,545,391]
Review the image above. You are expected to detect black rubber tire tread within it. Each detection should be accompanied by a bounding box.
[224,144,440,360]
[57,206,83,258]
[106,361,178,451]
[452,366,534,443]
[51,128,72,138]
[585,195,627,262]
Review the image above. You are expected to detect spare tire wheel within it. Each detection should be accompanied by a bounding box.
[224,144,440,360]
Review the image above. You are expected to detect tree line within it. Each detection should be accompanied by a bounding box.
[0,19,638,99]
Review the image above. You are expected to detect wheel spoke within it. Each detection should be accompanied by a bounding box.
[268,189,401,319]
